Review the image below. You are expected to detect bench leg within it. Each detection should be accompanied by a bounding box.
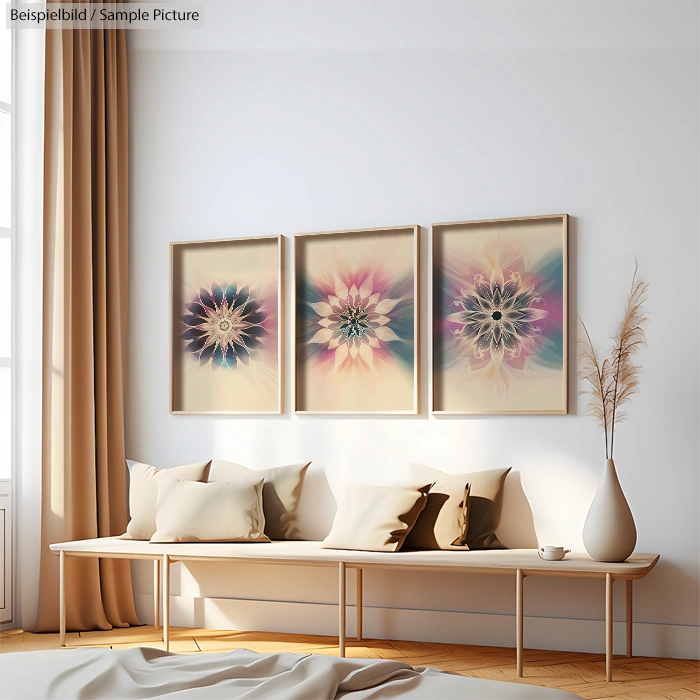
[606,573,613,681]
[339,562,346,657]
[153,559,160,628]
[163,555,170,650]
[356,568,363,641]
[626,579,633,658]
[516,568,524,677]
[59,551,66,647]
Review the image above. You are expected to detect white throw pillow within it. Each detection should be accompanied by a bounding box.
[150,477,269,543]
[122,461,211,540]
[322,483,432,552]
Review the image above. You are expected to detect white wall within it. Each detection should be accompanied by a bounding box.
[127,1,700,659]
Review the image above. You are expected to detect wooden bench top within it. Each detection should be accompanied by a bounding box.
[50,537,660,580]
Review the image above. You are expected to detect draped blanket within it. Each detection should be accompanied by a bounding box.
[1,647,583,699]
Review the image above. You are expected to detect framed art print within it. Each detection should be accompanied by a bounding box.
[432,215,568,414]
[294,226,419,414]
[171,235,283,414]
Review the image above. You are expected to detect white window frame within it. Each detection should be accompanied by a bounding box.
[1,42,14,464]
[0,94,10,373]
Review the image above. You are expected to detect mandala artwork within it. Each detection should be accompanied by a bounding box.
[305,271,412,372]
[433,218,567,413]
[171,235,281,413]
[447,266,549,378]
[295,227,418,413]
[181,283,268,370]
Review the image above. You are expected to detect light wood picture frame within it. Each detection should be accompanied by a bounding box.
[171,234,283,414]
[432,214,568,415]
[294,225,419,414]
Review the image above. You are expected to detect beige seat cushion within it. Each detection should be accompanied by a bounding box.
[322,483,432,552]
[403,469,471,550]
[151,477,269,543]
[410,465,511,549]
[208,460,311,540]
[123,461,211,540]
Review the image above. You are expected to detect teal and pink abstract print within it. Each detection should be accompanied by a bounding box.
[433,216,567,414]
[295,227,418,413]
[172,235,282,414]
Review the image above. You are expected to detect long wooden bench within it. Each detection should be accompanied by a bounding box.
[49,538,659,682]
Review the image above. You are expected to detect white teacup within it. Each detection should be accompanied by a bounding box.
[538,546,571,561]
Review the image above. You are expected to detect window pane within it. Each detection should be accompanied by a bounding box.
[0,24,9,104]
[0,111,8,228]
[0,367,9,479]
[0,238,9,358]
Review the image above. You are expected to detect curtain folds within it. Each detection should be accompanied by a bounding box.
[36,18,138,632]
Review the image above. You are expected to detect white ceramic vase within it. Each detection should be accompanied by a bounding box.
[583,458,637,562]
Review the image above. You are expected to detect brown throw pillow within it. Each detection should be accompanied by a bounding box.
[409,465,511,549]
[322,483,432,552]
[403,467,471,550]
[208,459,311,540]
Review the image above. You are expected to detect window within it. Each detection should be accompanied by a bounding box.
[0,21,11,479]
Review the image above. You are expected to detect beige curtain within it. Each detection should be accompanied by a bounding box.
[36,18,139,632]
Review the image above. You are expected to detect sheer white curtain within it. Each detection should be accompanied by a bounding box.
[14,13,45,631]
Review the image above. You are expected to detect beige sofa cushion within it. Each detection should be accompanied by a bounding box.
[403,468,471,550]
[151,477,269,543]
[322,483,432,552]
[123,461,211,540]
[208,460,311,540]
[410,465,511,549]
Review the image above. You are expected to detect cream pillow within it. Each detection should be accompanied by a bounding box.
[150,477,269,543]
[122,461,211,540]
[322,483,432,552]
[208,459,311,540]
[403,469,471,550]
[409,464,511,549]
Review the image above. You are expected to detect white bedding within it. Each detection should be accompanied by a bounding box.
[0,647,583,699]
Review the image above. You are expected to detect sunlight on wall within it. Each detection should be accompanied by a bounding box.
[210,416,600,551]
[520,453,599,551]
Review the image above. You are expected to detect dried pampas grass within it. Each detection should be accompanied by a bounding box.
[578,263,649,459]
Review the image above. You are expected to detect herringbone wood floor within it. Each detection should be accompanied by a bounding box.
[1,626,698,700]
